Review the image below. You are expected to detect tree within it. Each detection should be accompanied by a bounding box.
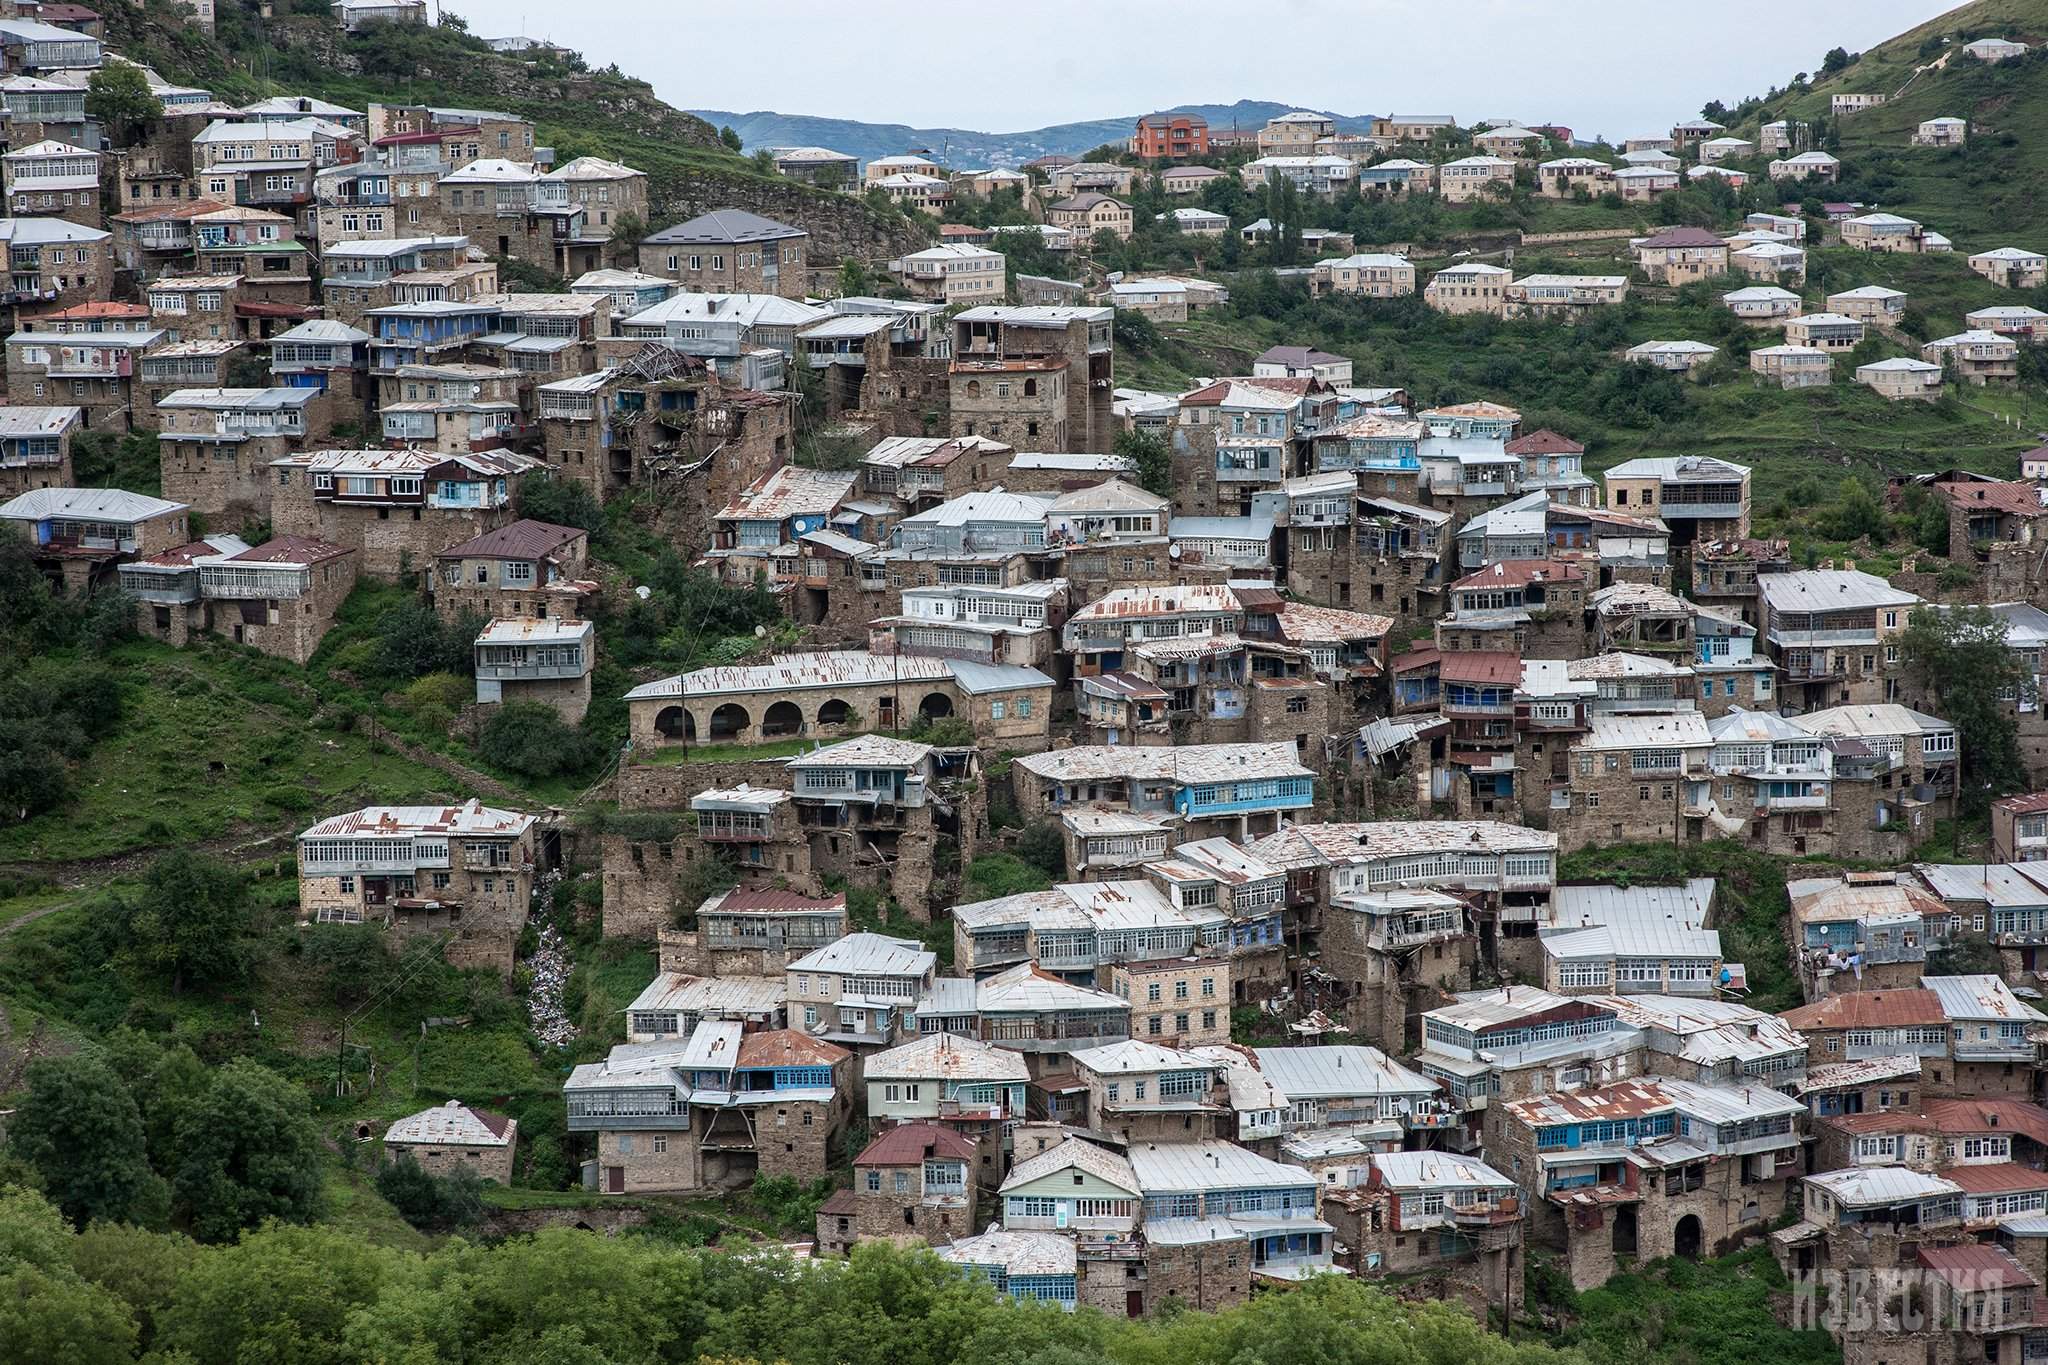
[374,598,478,679]
[838,257,871,298]
[115,851,257,994]
[1113,427,1172,498]
[0,1265,137,1365]
[168,1058,327,1243]
[1899,605,2030,807]
[517,472,605,536]
[300,921,393,1006]
[719,125,744,152]
[1822,46,1854,74]
[478,701,601,780]
[375,1154,486,1231]
[67,1223,201,1356]
[154,1223,401,1365]
[1817,476,1888,543]
[83,62,157,145]
[7,1053,169,1229]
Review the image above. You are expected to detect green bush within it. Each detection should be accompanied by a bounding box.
[476,702,601,780]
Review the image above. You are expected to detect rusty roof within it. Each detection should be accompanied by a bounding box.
[1945,1162,2048,1195]
[1439,651,1523,684]
[1919,1244,2037,1291]
[854,1122,977,1167]
[1997,791,2048,816]
[1780,989,1944,1031]
[1451,558,1584,591]
[1933,479,2046,518]
[706,888,847,915]
[1503,428,1584,456]
[735,1029,848,1069]
[435,518,585,563]
[225,536,352,566]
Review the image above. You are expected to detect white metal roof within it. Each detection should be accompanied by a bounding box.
[788,932,935,979]
[1807,1166,1961,1205]
[384,1100,511,1148]
[1127,1140,1316,1193]
[1925,974,2048,1024]
[1000,1137,1139,1194]
[1370,1151,1514,1191]
[1248,1045,1437,1101]
[865,1031,1030,1082]
[1758,569,1919,613]
[0,486,186,522]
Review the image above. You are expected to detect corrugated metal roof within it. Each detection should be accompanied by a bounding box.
[1248,1045,1437,1101]
[1000,1137,1138,1194]
[385,1100,512,1147]
[788,932,934,978]
[1926,974,2048,1024]
[865,1031,1030,1082]
[1126,1140,1317,1193]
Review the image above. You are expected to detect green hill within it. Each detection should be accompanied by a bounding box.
[101,0,913,239]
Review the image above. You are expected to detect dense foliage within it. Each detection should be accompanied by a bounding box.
[0,1198,1590,1365]
[1900,605,2032,808]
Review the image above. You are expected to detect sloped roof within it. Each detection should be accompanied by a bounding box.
[644,210,806,245]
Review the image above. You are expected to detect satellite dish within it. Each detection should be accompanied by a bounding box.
[1169,543,1183,559]
[635,585,652,600]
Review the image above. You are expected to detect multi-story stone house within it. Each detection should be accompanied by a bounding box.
[131,339,244,426]
[1011,742,1315,844]
[1438,155,1516,203]
[1993,793,2048,865]
[0,217,110,333]
[1424,262,1511,315]
[1789,705,1959,858]
[1441,559,1589,658]
[109,200,224,279]
[186,206,310,297]
[1072,1040,1233,1144]
[1784,312,1867,352]
[0,74,87,148]
[472,616,593,722]
[121,533,358,665]
[367,101,534,165]
[144,274,245,343]
[1105,957,1233,1048]
[1247,821,1556,984]
[1757,570,1920,710]
[155,387,325,517]
[431,519,591,623]
[1238,156,1356,197]
[1497,1076,1805,1289]
[1555,709,1713,851]
[1691,538,1791,626]
[1924,329,2021,384]
[3,138,99,227]
[1769,150,1841,182]
[431,157,593,274]
[464,291,603,389]
[936,1230,1082,1311]
[863,1031,1028,1186]
[295,800,538,973]
[4,327,163,431]
[1603,456,1750,545]
[909,962,1131,1078]
[1633,228,1728,284]
[268,318,371,413]
[1504,274,1630,320]
[786,931,937,1051]
[0,485,190,591]
[947,304,1113,454]
[1371,114,1455,143]
[1258,111,1336,154]
[1841,212,1931,253]
[318,235,477,329]
[545,155,647,253]
[1126,1140,1336,1284]
[1723,284,1803,324]
[619,973,788,1042]
[0,403,76,497]
[1536,156,1612,198]
[992,1139,1143,1283]
[268,446,537,580]
[868,578,1067,669]
[1927,975,2044,1100]
[639,210,809,299]
[891,244,1007,305]
[1703,707,1836,854]
[1309,253,1415,298]
[1786,875,1941,998]
[376,362,524,454]
[1966,304,2048,343]
[565,1023,851,1193]
[1326,1151,1523,1294]
[818,1123,977,1256]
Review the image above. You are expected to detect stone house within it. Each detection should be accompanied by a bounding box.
[891,244,1006,305]
[1842,213,1931,253]
[1970,248,2048,291]
[1072,1040,1234,1145]
[566,1023,851,1193]
[1104,956,1233,1048]
[1992,791,2048,865]
[473,616,593,723]
[1632,228,1728,285]
[1555,710,1713,852]
[121,533,357,666]
[936,1230,1081,1310]
[546,155,648,250]
[431,518,593,624]
[2,137,99,227]
[1496,1077,1804,1289]
[0,484,189,592]
[639,210,809,299]
[1924,330,2020,384]
[1310,253,1416,298]
[1504,274,1629,320]
[1327,1151,1522,1300]
[294,799,539,974]
[4,327,162,431]
[1757,570,1920,710]
[1046,193,1134,240]
[0,403,76,497]
[1723,285,1802,324]
[787,931,938,1050]
[817,1122,976,1255]
[1752,343,1833,388]
[1857,357,1945,401]
[1785,312,1867,351]
[951,305,1114,455]
[1768,151,1840,182]
[1423,262,1511,316]
[382,1100,517,1185]
[268,446,539,580]
[155,387,326,517]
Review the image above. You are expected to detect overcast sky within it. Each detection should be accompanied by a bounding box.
[443,0,1957,138]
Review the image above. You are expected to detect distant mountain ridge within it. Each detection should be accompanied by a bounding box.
[689,100,1380,168]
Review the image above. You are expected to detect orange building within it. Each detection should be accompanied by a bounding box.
[1133,113,1210,160]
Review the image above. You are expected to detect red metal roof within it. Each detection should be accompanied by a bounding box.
[1997,791,2048,816]
[1781,989,1944,1031]
[1503,428,1584,456]
[1923,1098,2048,1147]
[436,518,586,563]
[1919,1243,2036,1291]
[1438,651,1522,684]
[1933,479,2045,518]
[1390,644,1441,674]
[1947,1162,2048,1195]
[228,535,352,565]
[1450,558,1583,591]
[710,888,848,914]
[735,1029,848,1069]
[854,1121,977,1167]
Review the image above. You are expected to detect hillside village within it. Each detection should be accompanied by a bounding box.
[14,0,2048,1359]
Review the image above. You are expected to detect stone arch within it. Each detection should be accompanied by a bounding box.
[817,697,854,729]
[965,379,982,399]
[1023,377,1038,397]
[655,705,692,739]
[1741,1198,1759,1225]
[762,700,804,737]
[918,691,954,720]
[1673,1213,1702,1261]
[708,703,750,740]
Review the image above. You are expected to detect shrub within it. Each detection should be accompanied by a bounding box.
[477,702,601,781]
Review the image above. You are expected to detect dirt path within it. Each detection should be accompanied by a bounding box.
[0,828,296,889]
